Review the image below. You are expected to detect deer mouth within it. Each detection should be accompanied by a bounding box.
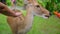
[41,14,50,19]
[45,15,50,18]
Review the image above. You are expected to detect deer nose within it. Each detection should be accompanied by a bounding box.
[49,12,52,16]
[45,12,52,18]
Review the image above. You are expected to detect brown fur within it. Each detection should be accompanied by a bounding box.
[7,0,50,34]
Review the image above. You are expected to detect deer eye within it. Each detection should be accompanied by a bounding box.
[36,5,40,8]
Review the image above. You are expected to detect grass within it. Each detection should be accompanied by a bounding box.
[0,11,60,34]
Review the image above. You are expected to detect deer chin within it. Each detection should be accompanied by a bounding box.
[42,16,49,19]
[41,14,49,19]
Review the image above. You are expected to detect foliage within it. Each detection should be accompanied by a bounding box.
[16,0,24,6]
[6,0,24,6]
[57,3,60,11]
[6,0,60,12]
[37,0,60,13]
[6,0,11,6]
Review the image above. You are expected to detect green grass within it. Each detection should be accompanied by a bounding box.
[0,11,60,34]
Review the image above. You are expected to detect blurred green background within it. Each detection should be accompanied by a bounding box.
[6,0,60,12]
[0,0,60,34]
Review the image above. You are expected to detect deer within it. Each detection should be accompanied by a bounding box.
[7,0,51,34]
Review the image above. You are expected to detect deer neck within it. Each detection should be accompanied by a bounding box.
[24,11,34,24]
[23,11,34,30]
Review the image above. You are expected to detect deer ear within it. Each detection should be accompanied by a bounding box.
[24,0,32,4]
[24,0,30,2]
[24,0,30,4]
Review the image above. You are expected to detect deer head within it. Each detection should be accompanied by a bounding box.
[26,0,51,19]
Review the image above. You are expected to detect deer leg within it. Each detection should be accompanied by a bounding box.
[9,24,18,34]
[7,21,18,34]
